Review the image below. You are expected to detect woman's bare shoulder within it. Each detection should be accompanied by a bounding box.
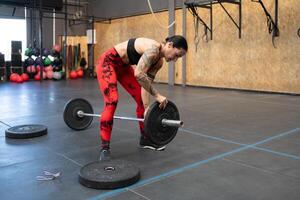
[136,38,161,50]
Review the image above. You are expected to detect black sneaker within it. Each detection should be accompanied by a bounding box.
[139,136,166,151]
[99,148,111,161]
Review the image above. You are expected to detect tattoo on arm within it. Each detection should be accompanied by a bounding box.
[136,73,158,96]
[146,72,155,81]
[135,45,160,96]
[141,45,159,67]
[146,58,163,81]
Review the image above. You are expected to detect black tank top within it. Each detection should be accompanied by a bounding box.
[127,38,141,65]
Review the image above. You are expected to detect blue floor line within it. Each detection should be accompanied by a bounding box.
[253,146,300,160]
[180,128,245,146]
[180,128,300,160]
[89,128,300,200]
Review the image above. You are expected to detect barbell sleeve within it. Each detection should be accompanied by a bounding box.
[161,119,184,127]
[77,111,183,127]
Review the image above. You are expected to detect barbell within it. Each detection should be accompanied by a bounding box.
[63,98,183,145]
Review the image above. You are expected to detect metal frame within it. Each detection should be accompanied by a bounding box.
[168,0,175,86]
[38,0,43,81]
[184,0,242,40]
[217,0,242,38]
[251,0,279,47]
[185,1,213,41]
[182,0,187,87]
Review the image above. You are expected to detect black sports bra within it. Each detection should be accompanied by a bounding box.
[127,38,141,65]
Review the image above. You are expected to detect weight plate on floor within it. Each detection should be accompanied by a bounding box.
[5,124,48,139]
[144,100,180,146]
[63,98,94,130]
[79,159,140,189]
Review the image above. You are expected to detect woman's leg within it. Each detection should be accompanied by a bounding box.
[117,66,166,150]
[96,50,119,149]
[117,66,146,137]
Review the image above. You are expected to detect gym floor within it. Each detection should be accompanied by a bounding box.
[0,79,299,200]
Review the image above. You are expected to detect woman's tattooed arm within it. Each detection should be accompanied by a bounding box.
[134,45,160,96]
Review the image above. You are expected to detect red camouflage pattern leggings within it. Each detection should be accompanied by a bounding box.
[96,48,145,147]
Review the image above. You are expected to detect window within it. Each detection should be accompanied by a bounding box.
[0,18,27,61]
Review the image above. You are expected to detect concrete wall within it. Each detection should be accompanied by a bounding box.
[93,0,300,94]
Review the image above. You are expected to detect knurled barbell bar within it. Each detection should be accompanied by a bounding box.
[76,111,183,127]
[63,98,183,145]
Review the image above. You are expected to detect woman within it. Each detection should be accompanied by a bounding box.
[96,35,188,161]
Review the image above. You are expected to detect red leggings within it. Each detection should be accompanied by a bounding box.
[96,48,145,146]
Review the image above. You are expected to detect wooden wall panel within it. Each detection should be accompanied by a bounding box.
[185,0,300,93]
[94,0,300,94]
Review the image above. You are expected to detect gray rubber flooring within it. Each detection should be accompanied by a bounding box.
[0,79,299,200]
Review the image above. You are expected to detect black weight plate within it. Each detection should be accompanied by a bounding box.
[144,101,180,146]
[63,98,94,130]
[5,124,48,139]
[79,159,140,189]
